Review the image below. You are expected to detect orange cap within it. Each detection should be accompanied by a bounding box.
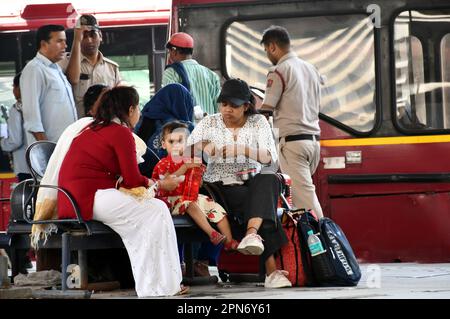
[167,32,194,49]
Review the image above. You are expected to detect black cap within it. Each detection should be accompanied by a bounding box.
[217,78,253,106]
[78,14,99,30]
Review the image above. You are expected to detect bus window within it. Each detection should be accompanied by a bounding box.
[393,10,450,131]
[95,25,167,107]
[225,14,377,133]
[0,62,16,119]
[394,33,426,129]
[441,34,450,128]
[0,35,20,125]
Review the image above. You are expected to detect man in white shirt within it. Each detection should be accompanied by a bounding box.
[20,24,77,144]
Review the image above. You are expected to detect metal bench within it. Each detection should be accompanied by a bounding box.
[4,141,215,292]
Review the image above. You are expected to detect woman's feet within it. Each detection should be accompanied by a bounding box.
[175,284,190,295]
[237,233,264,255]
[264,270,292,288]
[210,230,227,245]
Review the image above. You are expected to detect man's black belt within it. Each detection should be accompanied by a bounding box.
[282,134,320,142]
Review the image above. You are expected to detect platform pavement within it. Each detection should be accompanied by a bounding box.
[88,263,450,299]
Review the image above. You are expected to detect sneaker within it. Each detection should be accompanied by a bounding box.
[237,233,264,255]
[264,270,292,288]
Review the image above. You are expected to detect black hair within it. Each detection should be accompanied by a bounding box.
[161,121,189,141]
[83,84,108,116]
[260,25,291,49]
[91,86,139,128]
[244,98,257,115]
[165,43,193,55]
[13,72,21,87]
[36,24,65,49]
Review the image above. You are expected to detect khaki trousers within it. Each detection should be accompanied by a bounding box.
[279,138,323,218]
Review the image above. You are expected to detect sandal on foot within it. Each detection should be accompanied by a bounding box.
[223,239,240,252]
[175,284,190,295]
[210,231,226,246]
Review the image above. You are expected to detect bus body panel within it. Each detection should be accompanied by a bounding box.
[172,0,450,262]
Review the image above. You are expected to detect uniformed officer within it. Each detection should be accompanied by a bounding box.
[59,14,122,118]
[260,25,324,219]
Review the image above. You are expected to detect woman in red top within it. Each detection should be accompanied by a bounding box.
[58,86,185,297]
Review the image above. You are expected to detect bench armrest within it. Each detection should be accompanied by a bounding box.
[23,184,89,233]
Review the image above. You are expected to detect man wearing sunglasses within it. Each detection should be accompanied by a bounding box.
[59,14,122,118]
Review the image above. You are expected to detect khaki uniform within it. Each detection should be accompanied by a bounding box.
[59,52,121,117]
[263,52,323,217]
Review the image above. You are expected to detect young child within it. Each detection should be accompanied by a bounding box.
[152,121,239,251]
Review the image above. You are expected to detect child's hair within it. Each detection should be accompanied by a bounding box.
[161,121,189,141]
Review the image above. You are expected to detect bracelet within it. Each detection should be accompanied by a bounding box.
[149,178,158,188]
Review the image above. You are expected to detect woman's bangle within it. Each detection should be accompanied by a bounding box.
[149,178,157,187]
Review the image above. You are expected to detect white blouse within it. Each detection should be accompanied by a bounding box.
[187,113,278,184]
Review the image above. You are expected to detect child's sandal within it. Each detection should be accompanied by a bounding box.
[210,231,227,246]
[223,239,240,252]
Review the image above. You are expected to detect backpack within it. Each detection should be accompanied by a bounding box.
[297,211,361,287]
[275,211,308,287]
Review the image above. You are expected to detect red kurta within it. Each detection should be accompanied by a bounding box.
[58,123,149,220]
[152,155,185,198]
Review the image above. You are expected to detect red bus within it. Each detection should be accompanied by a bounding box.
[0,1,171,229]
[0,1,171,112]
[171,0,450,263]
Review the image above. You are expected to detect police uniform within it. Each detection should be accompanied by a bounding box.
[262,51,324,217]
[59,52,121,118]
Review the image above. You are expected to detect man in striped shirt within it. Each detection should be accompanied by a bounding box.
[163,32,221,115]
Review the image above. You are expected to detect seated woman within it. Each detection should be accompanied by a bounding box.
[57,86,186,297]
[187,78,291,288]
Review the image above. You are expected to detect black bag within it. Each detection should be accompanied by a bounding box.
[297,211,361,287]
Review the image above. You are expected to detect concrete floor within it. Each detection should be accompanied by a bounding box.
[89,263,450,299]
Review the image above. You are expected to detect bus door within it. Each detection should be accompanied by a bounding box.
[172,0,450,263]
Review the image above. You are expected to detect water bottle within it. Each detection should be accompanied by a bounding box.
[307,230,326,256]
[307,230,334,282]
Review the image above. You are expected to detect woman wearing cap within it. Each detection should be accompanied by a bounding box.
[187,78,292,288]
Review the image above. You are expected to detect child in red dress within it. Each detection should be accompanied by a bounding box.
[152,121,239,251]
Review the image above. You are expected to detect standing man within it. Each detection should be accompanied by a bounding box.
[59,15,121,118]
[163,32,221,115]
[260,25,324,218]
[0,73,31,182]
[21,25,77,143]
